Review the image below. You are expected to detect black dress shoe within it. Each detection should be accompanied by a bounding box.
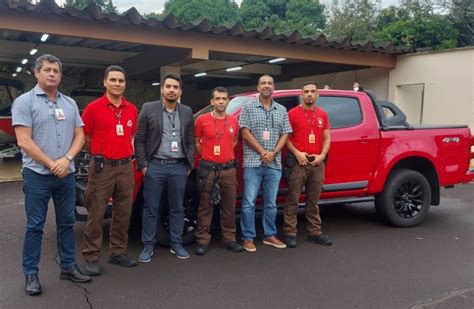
[285,236,298,248]
[195,244,209,256]
[307,233,333,246]
[108,254,137,267]
[85,260,101,276]
[60,265,91,283]
[25,274,41,295]
[226,242,243,253]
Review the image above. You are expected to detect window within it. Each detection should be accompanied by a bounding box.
[317,96,362,129]
[274,96,300,111]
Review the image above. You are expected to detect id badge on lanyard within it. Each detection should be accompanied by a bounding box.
[116,124,124,136]
[263,129,270,141]
[54,108,65,121]
[309,133,315,144]
[171,141,179,152]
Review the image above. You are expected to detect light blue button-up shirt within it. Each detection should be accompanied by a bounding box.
[12,85,83,175]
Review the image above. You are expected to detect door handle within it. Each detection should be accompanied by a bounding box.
[360,136,369,144]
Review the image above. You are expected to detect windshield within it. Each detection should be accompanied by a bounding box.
[194,96,256,119]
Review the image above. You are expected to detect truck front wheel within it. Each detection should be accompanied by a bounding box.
[375,169,431,227]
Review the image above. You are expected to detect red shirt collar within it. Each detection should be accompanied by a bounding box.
[99,94,130,108]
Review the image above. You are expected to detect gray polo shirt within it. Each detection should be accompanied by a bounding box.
[11,85,84,175]
[155,103,185,159]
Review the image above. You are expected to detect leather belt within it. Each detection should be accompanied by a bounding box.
[153,158,186,164]
[93,156,131,166]
[199,159,236,171]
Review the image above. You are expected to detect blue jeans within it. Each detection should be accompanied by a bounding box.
[22,168,77,275]
[240,166,282,240]
[142,161,188,246]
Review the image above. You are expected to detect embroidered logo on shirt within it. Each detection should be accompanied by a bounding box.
[317,118,323,127]
[127,120,133,127]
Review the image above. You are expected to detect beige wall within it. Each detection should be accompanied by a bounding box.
[389,47,474,131]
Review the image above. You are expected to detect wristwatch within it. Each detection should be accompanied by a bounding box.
[65,154,74,162]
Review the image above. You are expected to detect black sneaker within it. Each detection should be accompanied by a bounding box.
[60,265,91,283]
[285,235,298,248]
[307,234,333,246]
[195,244,209,256]
[226,242,243,253]
[25,274,41,295]
[85,260,101,276]
[108,254,138,267]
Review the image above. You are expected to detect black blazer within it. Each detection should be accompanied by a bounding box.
[134,100,195,171]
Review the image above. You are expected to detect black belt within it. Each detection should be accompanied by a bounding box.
[199,159,236,171]
[153,158,186,164]
[93,156,131,166]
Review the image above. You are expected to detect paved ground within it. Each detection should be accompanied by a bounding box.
[0,181,472,309]
[0,157,22,182]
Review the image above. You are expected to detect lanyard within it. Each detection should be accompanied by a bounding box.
[264,107,274,130]
[301,105,316,133]
[165,109,177,136]
[211,112,227,145]
[109,104,123,124]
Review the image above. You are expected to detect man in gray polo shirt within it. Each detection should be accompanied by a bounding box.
[12,54,90,296]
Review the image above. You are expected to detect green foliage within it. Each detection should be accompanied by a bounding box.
[373,1,459,49]
[64,0,117,14]
[326,0,381,41]
[239,0,326,36]
[162,0,239,26]
[326,0,462,49]
[119,0,471,50]
[444,0,473,46]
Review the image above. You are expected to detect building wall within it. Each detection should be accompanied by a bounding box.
[388,47,474,131]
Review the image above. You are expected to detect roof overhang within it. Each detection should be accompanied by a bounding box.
[0,0,413,85]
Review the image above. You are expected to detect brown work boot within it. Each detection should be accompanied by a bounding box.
[242,240,257,253]
[263,236,287,249]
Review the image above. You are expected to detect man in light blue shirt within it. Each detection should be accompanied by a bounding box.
[12,54,90,296]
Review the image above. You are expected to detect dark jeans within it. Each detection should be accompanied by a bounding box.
[142,160,188,246]
[22,168,77,275]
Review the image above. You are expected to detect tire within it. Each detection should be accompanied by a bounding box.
[375,169,431,227]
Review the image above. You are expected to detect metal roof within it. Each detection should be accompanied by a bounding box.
[0,0,414,55]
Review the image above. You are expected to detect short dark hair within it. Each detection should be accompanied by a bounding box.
[34,54,62,72]
[302,81,318,89]
[210,86,228,99]
[104,65,126,80]
[161,73,182,88]
[258,74,274,84]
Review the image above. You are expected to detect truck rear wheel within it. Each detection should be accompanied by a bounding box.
[375,169,431,227]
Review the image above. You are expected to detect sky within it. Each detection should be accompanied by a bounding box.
[54,0,402,15]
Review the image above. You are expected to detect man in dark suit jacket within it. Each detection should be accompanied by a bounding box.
[134,73,195,262]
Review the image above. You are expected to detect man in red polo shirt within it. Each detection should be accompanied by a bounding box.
[194,86,243,255]
[81,65,138,275]
[284,82,333,248]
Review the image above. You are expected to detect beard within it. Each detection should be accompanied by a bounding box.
[164,95,178,103]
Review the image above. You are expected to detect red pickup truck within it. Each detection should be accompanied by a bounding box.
[75,89,474,246]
